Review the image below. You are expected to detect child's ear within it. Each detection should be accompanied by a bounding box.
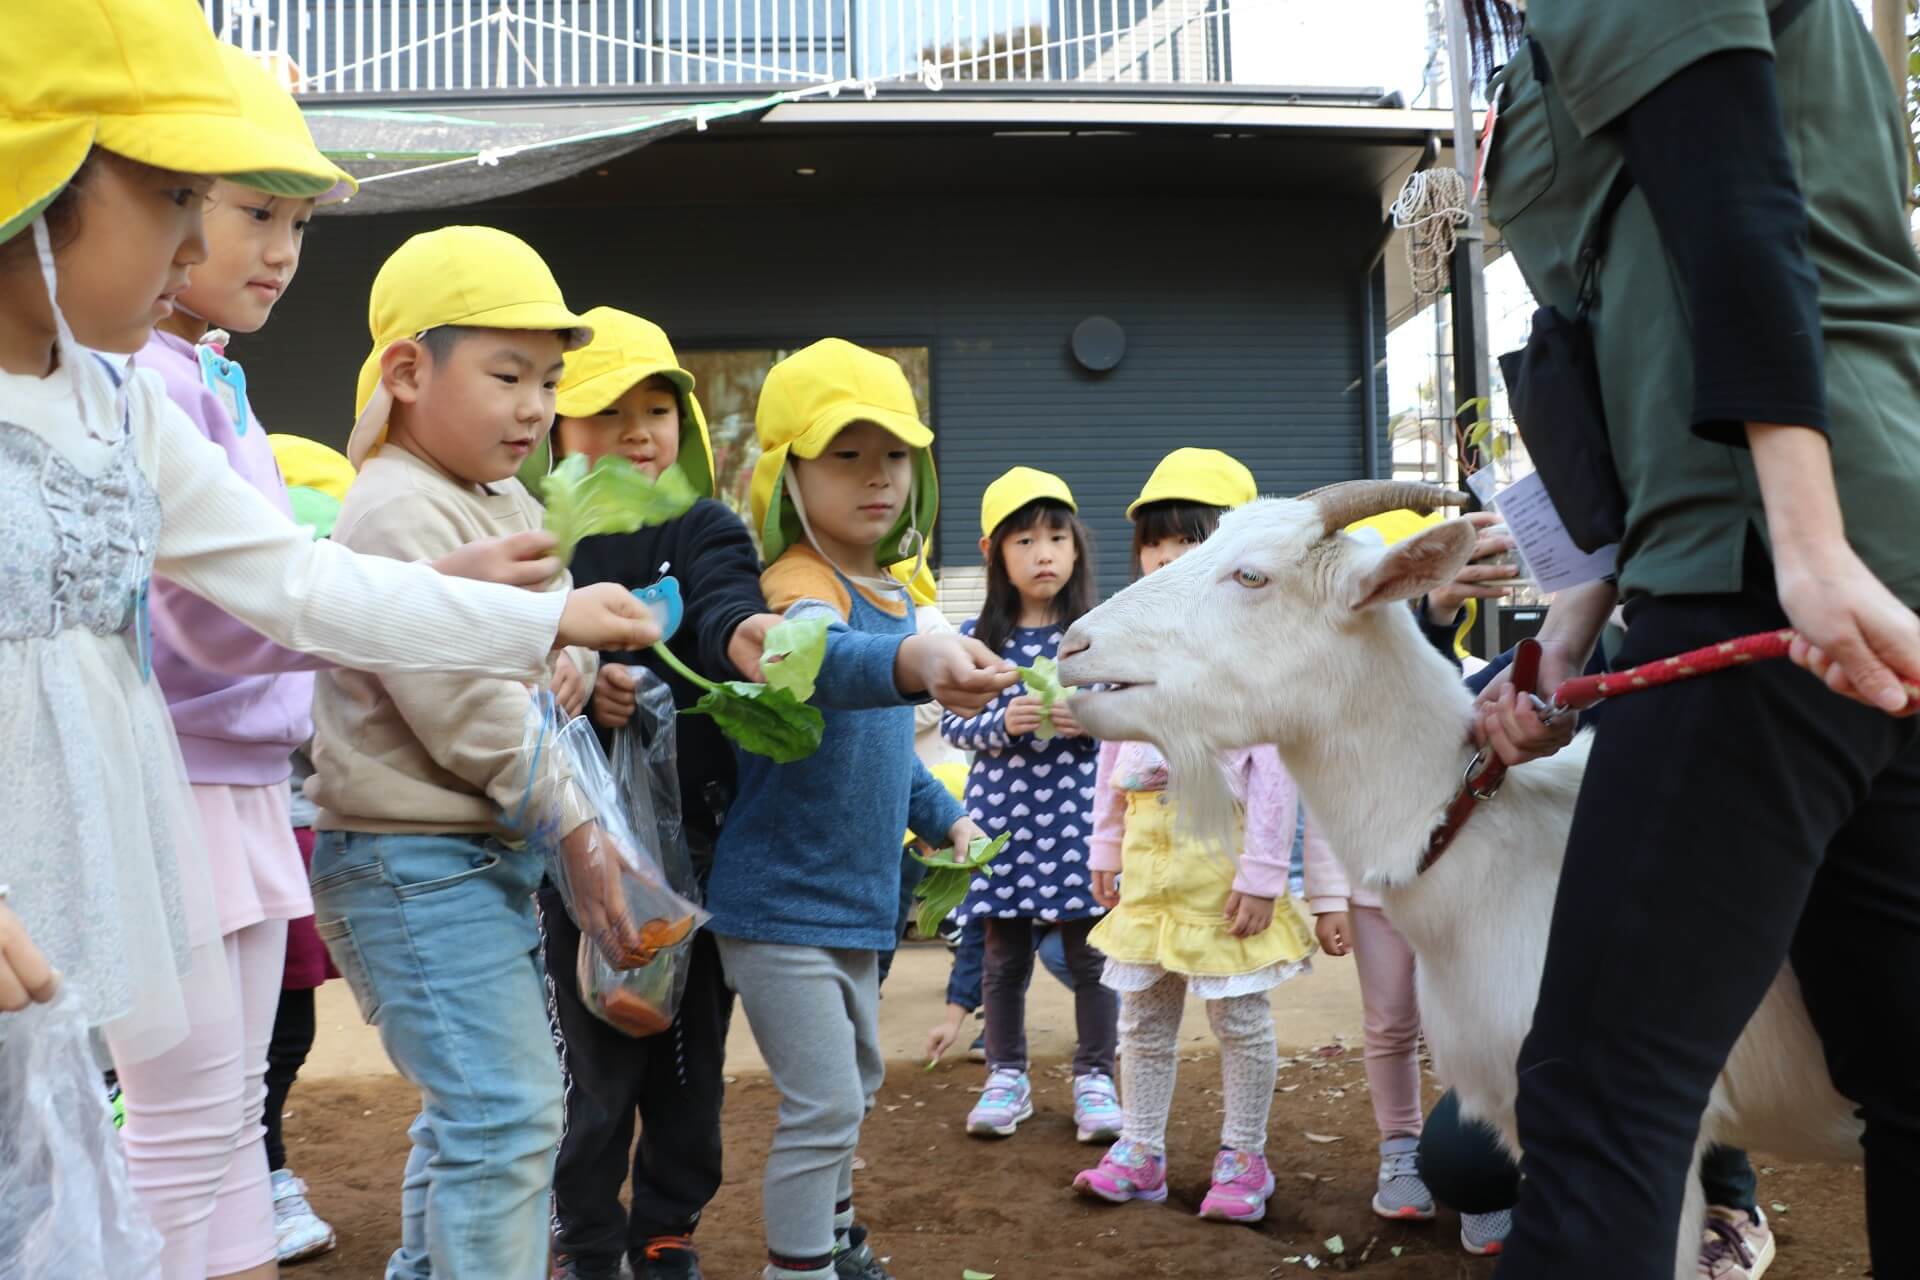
[977,534,992,560]
[381,339,427,406]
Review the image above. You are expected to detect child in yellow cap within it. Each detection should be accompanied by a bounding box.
[706,338,1016,1280]
[934,467,1124,1147]
[1072,449,1316,1226]
[530,306,782,1280]
[305,228,655,1280]
[0,13,657,1269]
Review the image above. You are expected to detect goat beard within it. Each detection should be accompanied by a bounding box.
[1155,732,1246,871]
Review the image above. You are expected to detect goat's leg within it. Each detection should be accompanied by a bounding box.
[1671,1142,1709,1280]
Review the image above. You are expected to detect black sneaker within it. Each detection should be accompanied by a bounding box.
[551,1258,623,1280]
[833,1226,895,1280]
[635,1236,702,1280]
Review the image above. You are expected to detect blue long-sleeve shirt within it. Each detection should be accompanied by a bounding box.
[704,547,964,950]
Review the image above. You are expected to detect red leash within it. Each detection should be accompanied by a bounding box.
[1416,629,1920,875]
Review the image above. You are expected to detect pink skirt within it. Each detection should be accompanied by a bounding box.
[190,782,313,937]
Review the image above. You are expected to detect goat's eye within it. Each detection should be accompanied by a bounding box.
[1233,568,1269,589]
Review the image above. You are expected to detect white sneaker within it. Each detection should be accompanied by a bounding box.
[272,1167,337,1263]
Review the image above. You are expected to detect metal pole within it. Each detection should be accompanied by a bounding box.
[1446,0,1495,655]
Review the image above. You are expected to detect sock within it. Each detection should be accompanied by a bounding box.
[833,1199,855,1242]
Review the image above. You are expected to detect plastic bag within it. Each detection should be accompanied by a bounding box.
[518,690,707,984]
[0,992,164,1275]
[575,670,702,1038]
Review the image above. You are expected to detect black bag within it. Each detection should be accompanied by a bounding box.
[1497,168,1635,554]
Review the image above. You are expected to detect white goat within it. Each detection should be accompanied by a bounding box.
[1058,482,1861,1280]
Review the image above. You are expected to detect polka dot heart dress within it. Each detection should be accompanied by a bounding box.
[939,621,1103,924]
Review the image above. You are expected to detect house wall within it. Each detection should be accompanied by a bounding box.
[244,190,1387,599]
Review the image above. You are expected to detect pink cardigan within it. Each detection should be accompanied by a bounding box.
[1086,739,1296,900]
[1300,808,1381,912]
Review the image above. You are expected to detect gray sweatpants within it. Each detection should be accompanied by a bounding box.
[715,938,884,1263]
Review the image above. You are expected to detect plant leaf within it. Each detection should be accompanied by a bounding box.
[761,616,829,702]
[1016,656,1075,741]
[962,1271,997,1280]
[910,834,1011,936]
[684,682,823,764]
[539,454,699,564]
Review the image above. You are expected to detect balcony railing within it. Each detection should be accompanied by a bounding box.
[204,0,1233,98]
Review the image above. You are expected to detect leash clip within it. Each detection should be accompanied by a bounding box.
[1462,746,1505,801]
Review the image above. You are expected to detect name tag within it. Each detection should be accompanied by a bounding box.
[197,345,252,435]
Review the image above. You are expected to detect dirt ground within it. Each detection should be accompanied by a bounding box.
[281,1039,1869,1279]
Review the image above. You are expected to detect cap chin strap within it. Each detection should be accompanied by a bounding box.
[782,469,922,598]
[32,215,118,440]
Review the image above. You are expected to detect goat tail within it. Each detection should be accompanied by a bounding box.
[1161,737,1245,872]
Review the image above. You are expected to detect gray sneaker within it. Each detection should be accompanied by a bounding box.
[1461,1208,1513,1256]
[833,1225,895,1280]
[1370,1136,1437,1221]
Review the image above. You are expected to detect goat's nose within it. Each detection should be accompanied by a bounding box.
[1058,631,1090,662]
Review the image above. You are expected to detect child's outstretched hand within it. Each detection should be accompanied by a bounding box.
[898,632,1018,718]
[925,1002,969,1067]
[946,815,989,856]
[559,823,647,970]
[1223,892,1274,939]
[550,653,587,718]
[1091,869,1120,910]
[557,583,662,654]
[1003,693,1045,736]
[1314,910,1351,957]
[0,899,58,1012]
[591,663,638,729]
[432,530,563,589]
[727,612,787,683]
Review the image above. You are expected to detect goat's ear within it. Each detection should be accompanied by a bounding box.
[1338,519,1478,612]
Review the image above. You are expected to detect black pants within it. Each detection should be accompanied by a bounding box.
[539,882,734,1273]
[263,986,317,1173]
[983,916,1116,1077]
[1496,573,1920,1278]
[1419,1089,1757,1216]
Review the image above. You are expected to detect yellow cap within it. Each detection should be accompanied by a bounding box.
[1127,448,1258,519]
[890,559,940,608]
[0,1,345,246]
[529,306,713,497]
[749,339,937,565]
[980,466,1076,539]
[348,226,591,468]
[216,43,356,205]
[269,433,355,500]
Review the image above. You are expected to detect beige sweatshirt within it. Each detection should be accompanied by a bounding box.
[310,446,595,838]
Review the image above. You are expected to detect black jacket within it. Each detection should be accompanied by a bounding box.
[569,498,767,863]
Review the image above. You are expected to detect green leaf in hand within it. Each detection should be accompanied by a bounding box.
[910,834,1009,938]
[760,616,829,702]
[651,640,825,764]
[1016,655,1076,741]
[539,454,699,564]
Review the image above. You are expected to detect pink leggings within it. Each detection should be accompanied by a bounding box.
[1349,905,1424,1139]
[118,919,288,1278]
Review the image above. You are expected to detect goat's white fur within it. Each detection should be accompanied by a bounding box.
[1059,498,1861,1280]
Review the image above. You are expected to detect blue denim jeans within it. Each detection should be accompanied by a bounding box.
[310,832,561,1280]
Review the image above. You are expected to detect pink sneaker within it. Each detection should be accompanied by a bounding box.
[1197,1149,1276,1224]
[1072,1139,1168,1204]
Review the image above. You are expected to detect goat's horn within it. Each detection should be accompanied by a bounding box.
[1299,480,1471,536]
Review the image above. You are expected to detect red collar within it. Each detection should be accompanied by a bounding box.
[1417,638,1542,876]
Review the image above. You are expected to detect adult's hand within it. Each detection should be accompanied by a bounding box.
[1777,545,1920,716]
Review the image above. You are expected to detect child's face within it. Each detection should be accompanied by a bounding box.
[39,153,213,356]
[553,376,682,478]
[790,420,911,556]
[174,181,315,335]
[985,519,1076,605]
[388,329,567,485]
[1138,533,1202,576]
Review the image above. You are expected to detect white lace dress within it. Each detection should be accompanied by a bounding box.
[0,355,570,1066]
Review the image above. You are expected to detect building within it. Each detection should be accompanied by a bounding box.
[204,0,1460,600]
